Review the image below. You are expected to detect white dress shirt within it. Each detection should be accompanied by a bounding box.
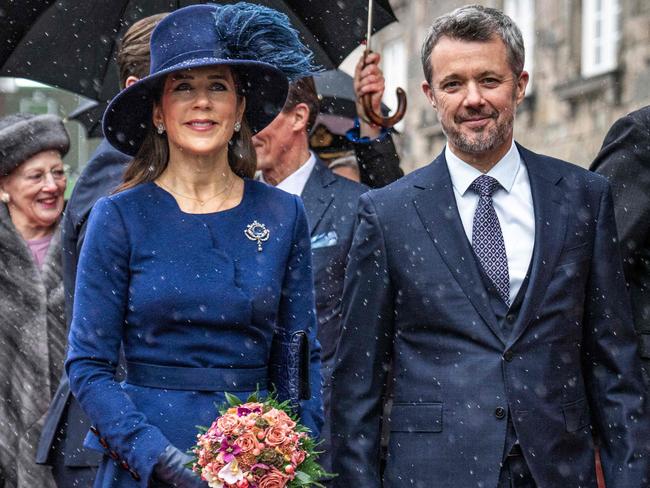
[272,152,317,196]
[445,143,535,304]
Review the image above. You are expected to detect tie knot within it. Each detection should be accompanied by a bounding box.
[470,175,501,197]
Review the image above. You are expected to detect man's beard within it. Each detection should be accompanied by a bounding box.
[441,108,513,156]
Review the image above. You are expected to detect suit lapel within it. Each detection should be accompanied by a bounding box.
[301,159,335,235]
[412,154,506,344]
[508,146,567,346]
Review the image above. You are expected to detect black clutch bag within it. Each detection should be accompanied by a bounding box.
[268,330,311,407]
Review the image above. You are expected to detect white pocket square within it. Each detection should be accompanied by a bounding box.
[311,230,338,249]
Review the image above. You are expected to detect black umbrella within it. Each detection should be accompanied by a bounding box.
[67,99,106,138]
[0,0,57,66]
[1,0,397,103]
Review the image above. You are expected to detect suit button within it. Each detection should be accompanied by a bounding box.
[495,407,506,419]
[506,314,516,323]
[503,350,514,362]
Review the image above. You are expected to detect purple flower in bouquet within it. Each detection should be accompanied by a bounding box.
[219,438,242,462]
[237,405,262,417]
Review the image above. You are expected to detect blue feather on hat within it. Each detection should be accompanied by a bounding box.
[213,2,320,82]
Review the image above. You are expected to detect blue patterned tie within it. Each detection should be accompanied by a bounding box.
[470,175,510,305]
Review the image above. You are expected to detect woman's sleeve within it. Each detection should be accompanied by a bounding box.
[65,197,169,487]
[279,195,323,437]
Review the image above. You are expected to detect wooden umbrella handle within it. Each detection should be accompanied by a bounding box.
[361,87,407,128]
[360,48,407,129]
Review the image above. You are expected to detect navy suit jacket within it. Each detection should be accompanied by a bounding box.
[330,145,650,488]
[300,160,366,472]
[301,159,367,371]
[591,106,650,378]
[37,139,129,466]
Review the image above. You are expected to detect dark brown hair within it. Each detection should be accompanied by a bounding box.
[283,76,320,132]
[116,13,169,88]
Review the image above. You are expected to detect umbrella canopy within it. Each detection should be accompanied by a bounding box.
[67,99,105,138]
[1,0,396,102]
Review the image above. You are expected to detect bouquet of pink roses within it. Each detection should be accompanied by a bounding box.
[190,392,330,488]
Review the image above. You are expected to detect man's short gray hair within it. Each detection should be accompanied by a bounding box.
[421,4,525,84]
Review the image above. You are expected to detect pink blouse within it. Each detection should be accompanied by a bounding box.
[27,234,53,270]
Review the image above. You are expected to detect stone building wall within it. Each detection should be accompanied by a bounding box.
[373,0,650,172]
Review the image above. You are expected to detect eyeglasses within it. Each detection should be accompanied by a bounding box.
[20,166,68,185]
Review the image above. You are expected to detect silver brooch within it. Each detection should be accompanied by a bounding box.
[244,220,270,252]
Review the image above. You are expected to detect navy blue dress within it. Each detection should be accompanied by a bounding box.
[65,179,323,487]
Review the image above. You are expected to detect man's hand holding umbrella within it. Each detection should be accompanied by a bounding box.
[354,51,386,139]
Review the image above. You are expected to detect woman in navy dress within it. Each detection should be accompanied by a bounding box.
[65,4,323,487]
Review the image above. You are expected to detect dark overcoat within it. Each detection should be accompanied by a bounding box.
[591,106,650,382]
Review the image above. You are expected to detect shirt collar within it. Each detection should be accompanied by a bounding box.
[275,151,317,196]
[445,142,521,196]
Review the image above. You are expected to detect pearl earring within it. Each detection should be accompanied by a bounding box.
[0,192,10,204]
[234,121,241,132]
[157,124,165,135]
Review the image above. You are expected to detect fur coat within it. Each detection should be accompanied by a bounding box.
[0,203,65,488]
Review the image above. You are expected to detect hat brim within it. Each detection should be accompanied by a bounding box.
[103,58,288,157]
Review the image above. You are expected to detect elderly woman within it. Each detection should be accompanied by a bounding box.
[0,113,69,488]
[65,4,323,488]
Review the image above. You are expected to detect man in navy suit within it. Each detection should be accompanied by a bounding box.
[36,14,167,487]
[330,5,650,488]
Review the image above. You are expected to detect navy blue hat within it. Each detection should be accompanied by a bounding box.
[103,3,317,156]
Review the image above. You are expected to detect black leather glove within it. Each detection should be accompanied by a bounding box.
[153,444,207,488]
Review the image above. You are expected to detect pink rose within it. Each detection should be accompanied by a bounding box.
[274,410,295,427]
[258,468,288,488]
[217,414,240,435]
[274,419,296,432]
[234,432,260,453]
[264,426,288,446]
[291,449,306,465]
[262,410,279,424]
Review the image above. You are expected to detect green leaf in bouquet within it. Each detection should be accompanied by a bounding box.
[297,433,323,453]
[295,471,311,482]
[288,450,336,488]
[246,389,262,403]
[289,470,329,488]
[224,391,242,407]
